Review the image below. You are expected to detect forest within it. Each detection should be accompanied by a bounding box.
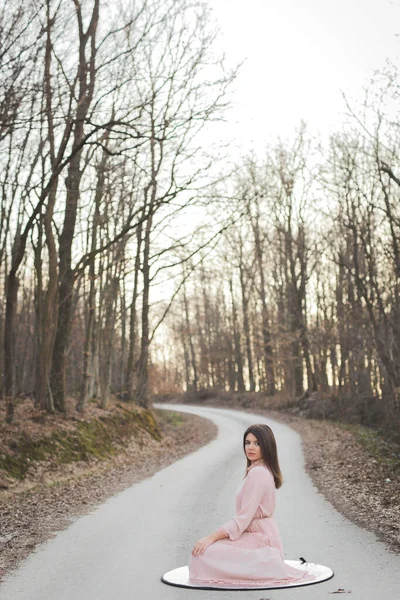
[1,0,400,434]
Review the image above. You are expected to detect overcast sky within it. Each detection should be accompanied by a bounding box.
[208,0,400,151]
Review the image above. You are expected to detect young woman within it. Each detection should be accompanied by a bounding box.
[188,423,314,588]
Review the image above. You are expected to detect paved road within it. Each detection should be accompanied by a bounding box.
[1,404,399,600]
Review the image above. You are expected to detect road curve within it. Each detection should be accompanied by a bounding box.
[0,404,399,600]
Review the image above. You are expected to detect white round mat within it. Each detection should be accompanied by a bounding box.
[161,559,334,590]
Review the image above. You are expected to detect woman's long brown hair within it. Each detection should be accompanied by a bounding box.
[243,424,283,489]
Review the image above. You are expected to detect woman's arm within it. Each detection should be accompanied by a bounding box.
[220,468,269,541]
[191,468,270,555]
[191,527,228,556]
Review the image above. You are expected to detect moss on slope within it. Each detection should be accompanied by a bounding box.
[0,406,161,481]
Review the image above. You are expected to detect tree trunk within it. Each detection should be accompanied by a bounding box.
[77,142,108,411]
[239,264,255,391]
[125,222,142,400]
[254,226,275,394]
[183,280,198,390]
[230,278,245,392]
[50,0,99,411]
[4,267,19,422]
[136,211,153,407]
[99,274,119,408]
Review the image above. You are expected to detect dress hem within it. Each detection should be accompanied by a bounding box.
[189,571,312,587]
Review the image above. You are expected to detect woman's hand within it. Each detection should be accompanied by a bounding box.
[191,535,215,557]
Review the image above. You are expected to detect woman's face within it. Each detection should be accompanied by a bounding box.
[244,432,262,463]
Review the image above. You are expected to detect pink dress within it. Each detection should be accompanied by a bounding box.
[188,461,313,587]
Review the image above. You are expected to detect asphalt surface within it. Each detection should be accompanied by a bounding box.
[0,404,399,600]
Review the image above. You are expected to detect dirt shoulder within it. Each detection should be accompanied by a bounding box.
[159,396,400,555]
[0,406,217,581]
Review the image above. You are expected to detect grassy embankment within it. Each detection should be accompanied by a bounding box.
[0,399,164,486]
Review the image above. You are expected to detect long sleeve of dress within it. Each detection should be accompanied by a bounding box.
[218,467,269,541]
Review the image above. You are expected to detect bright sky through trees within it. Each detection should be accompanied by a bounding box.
[209,0,400,150]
